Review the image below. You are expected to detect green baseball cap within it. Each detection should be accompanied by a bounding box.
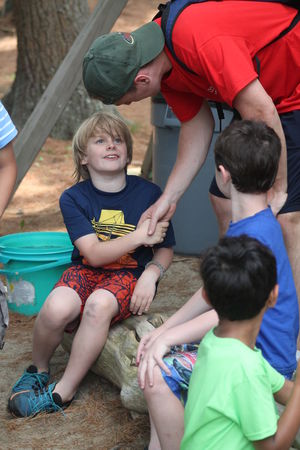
[82,22,165,105]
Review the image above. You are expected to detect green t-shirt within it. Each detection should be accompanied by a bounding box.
[181,329,285,450]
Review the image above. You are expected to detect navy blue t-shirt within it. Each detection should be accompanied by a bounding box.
[60,175,175,276]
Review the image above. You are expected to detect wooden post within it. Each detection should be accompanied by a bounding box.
[14,0,128,190]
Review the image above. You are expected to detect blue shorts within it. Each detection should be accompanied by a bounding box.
[209,110,300,214]
[161,344,294,404]
[161,344,199,405]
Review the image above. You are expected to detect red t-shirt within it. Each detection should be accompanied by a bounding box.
[155,1,300,122]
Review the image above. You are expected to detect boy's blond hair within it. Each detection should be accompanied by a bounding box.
[72,112,133,182]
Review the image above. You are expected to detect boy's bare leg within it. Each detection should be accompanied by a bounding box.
[53,289,119,402]
[32,287,82,372]
[144,366,184,450]
[149,412,162,450]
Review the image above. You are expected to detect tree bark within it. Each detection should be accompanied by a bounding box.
[3,0,110,139]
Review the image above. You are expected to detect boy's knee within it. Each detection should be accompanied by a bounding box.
[84,291,118,322]
[38,289,79,327]
[143,366,170,399]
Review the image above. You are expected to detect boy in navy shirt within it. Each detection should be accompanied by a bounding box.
[9,112,175,417]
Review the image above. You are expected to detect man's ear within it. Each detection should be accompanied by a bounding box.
[134,73,151,85]
[266,284,278,309]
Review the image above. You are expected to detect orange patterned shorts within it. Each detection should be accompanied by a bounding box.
[54,265,138,328]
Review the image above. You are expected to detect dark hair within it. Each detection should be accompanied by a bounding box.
[214,120,281,193]
[200,235,277,321]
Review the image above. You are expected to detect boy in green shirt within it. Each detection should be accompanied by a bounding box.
[181,236,300,450]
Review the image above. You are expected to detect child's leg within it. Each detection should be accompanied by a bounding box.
[53,288,119,402]
[9,268,135,417]
[148,412,162,450]
[32,286,81,372]
[144,366,184,450]
[144,345,198,450]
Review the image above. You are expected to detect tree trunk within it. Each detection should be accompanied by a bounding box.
[3,0,110,139]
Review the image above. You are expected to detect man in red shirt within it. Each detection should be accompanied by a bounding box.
[83,2,299,235]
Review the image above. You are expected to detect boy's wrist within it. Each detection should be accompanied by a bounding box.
[145,261,165,281]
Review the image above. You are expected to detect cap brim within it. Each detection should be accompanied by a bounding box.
[132,22,165,67]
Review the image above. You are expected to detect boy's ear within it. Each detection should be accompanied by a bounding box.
[266,284,278,309]
[218,165,231,184]
[81,155,88,165]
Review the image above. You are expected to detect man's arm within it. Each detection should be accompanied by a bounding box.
[0,142,17,218]
[74,219,169,267]
[233,79,287,214]
[139,101,215,234]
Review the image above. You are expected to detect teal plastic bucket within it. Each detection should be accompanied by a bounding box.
[0,232,73,261]
[0,232,72,315]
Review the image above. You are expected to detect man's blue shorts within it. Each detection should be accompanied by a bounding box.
[209,110,300,214]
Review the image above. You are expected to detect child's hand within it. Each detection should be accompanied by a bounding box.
[136,326,166,365]
[137,219,169,246]
[137,335,171,389]
[130,271,156,315]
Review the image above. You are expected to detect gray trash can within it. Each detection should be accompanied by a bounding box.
[151,95,233,255]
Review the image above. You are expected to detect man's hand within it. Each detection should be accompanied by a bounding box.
[130,271,157,315]
[138,196,176,236]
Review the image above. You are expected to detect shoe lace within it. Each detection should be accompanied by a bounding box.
[28,385,64,416]
[13,371,49,392]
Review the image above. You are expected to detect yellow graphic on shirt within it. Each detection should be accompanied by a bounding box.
[92,210,135,240]
[90,209,137,269]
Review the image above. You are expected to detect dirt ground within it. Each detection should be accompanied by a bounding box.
[0,2,201,449]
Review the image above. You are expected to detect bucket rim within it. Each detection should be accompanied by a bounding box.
[0,231,72,255]
[0,256,72,275]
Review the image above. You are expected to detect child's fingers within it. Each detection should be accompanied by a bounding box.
[137,294,154,315]
[138,356,148,389]
[136,337,149,364]
[143,295,154,314]
[137,296,148,315]
[157,220,169,228]
[156,358,171,376]
[129,294,136,313]
[146,356,170,387]
[130,294,142,315]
